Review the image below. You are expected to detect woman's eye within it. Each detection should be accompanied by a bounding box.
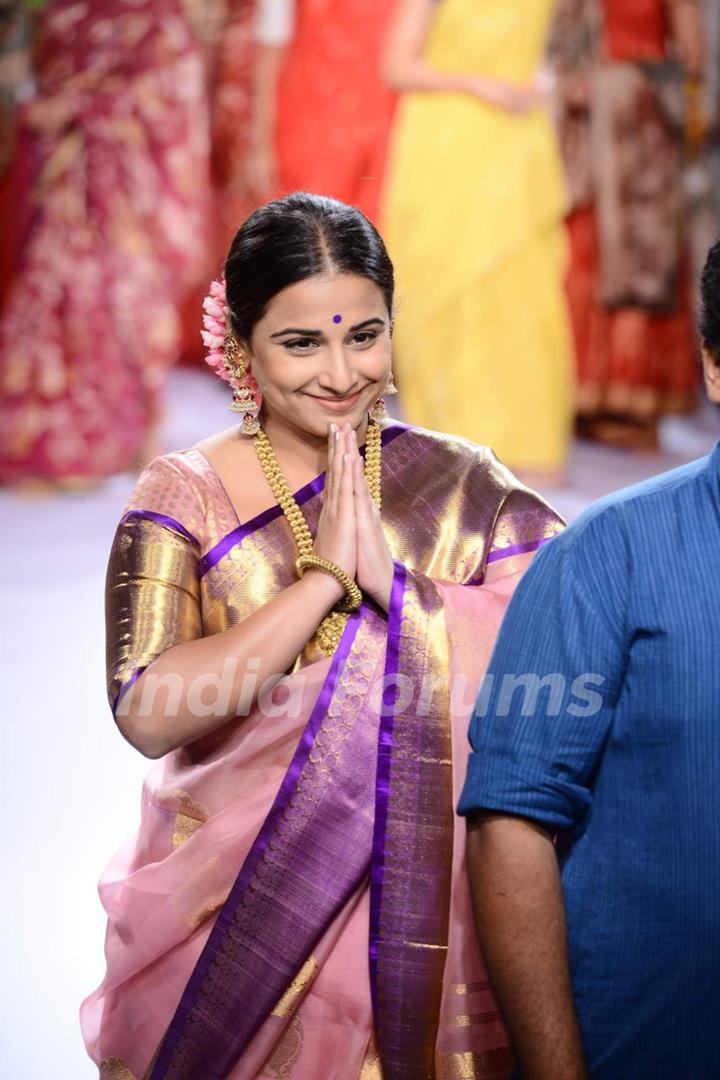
[352,332,377,346]
[285,338,318,351]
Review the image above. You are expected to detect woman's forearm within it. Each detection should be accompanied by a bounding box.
[382,54,480,96]
[250,43,285,150]
[381,0,538,106]
[381,0,473,95]
[382,34,544,113]
[466,814,588,1079]
[669,0,704,79]
[119,571,343,758]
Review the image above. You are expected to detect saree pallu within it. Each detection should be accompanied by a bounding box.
[0,0,211,485]
[81,422,564,1079]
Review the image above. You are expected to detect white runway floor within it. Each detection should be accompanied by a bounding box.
[1,369,717,1078]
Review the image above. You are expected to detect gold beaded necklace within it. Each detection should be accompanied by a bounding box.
[253,419,383,655]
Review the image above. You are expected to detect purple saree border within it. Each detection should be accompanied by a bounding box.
[368,561,407,1020]
[198,423,409,578]
[118,509,199,547]
[198,474,325,577]
[149,606,364,1079]
[469,535,553,586]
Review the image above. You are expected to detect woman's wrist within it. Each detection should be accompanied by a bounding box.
[248,127,273,153]
[297,566,346,610]
[364,563,394,614]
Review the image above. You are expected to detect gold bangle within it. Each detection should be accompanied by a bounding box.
[296,555,362,612]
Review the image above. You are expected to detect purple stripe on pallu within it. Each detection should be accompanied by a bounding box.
[368,561,407,1020]
[469,535,553,586]
[111,665,147,716]
[119,509,199,547]
[149,607,364,1080]
[198,422,409,578]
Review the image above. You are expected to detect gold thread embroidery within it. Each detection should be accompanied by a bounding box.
[445,1009,502,1027]
[271,955,318,1017]
[437,1048,514,1080]
[106,515,202,711]
[155,789,209,850]
[359,1030,383,1079]
[450,981,490,995]
[263,1015,304,1079]
[172,812,204,849]
[99,1059,138,1080]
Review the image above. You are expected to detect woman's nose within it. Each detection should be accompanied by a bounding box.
[317,345,356,394]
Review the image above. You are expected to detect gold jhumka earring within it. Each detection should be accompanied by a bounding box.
[370,370,398,421]
[225,332,261,435]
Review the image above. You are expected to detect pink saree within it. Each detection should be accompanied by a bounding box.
[81,422,564,1079]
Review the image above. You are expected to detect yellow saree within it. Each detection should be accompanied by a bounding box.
[382,0,574,473]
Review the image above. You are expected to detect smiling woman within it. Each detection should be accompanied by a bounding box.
[80,193,565,1080]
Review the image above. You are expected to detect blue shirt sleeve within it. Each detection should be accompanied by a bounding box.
[458,505,630,835]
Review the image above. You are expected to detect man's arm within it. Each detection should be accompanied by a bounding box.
[466,813,587,1079]
[458,510,630,1076]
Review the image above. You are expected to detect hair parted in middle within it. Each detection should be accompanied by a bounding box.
[223,192,396,342]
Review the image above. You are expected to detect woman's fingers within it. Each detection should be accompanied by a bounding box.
[338,431,355,514]
[330,423,344,514]
[352,452,370,519]
[325,422,335,508]
[322,422,360,531]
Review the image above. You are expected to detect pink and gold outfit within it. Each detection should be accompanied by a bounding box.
[81,422,563,1079]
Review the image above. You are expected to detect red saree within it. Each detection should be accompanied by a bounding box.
[0,0,211,484]
[274,0,397,224]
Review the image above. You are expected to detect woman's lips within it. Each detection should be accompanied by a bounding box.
[305,389,364,412]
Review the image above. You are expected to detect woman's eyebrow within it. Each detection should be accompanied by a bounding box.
[348,317,386,332]
[270,316,386,339]
[270,326,323,338]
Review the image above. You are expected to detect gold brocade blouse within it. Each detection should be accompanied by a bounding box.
[105,423,564,712]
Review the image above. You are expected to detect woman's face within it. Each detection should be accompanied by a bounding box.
[245,272,392,439]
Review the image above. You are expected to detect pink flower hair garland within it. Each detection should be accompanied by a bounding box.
[200,277,236,386]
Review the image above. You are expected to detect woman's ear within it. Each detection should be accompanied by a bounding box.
[701,344,720,404]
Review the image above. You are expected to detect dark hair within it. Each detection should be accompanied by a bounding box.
[699,239,720,363]
[224,192,395,340]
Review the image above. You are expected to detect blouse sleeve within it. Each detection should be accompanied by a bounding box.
[458,505,630,835]
[105,457,203,715]
[484,483,566,579]
[255,0,295,47]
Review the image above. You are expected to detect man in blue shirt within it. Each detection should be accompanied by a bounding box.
[458,244,720,1079]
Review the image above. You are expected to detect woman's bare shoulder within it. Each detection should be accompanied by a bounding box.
[191,425,272,523]
[192,424,247,461]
